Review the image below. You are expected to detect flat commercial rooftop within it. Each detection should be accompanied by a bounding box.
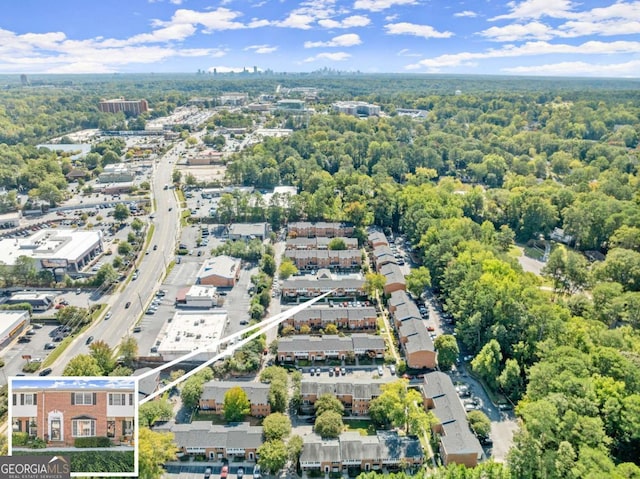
[157,310,227,361]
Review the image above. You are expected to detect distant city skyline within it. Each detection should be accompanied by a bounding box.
[1,0,639,77]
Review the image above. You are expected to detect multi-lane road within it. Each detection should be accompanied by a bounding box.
[50,143,185,374]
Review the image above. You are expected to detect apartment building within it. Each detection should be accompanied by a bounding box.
[98,98,148,115]
[284,249,362,271]
[301,376,393,416]
[389,291,437,369]
[277,334,384,362]
[199,381,271,418]
[280,270,365,300]
[11,385,135,447]
[422,372,483,467]
[286,237,358,250]
[300,431,423,474]
[380,263,406,295]
[158,422,263,461]
[288,222,354,238]
[283,306,377,331]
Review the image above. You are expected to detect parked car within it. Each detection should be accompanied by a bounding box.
[253,465,261,479]
[38,368,53,376]
[153,244,158,250]
[44,343,56,350]
[125,301,131,309]
[18,336,31,343]
[133,326,142,333]
[220,466,228,479]
[86,336,94,345]
[377,365,384,376]
[237,467,244,479]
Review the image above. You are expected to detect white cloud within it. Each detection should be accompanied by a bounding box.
[318,15,371,28]
[244,44,278,54]
[304,33,362,48]
[354,0,417,12]
[385,14,399,21]
[491,0,577,21]
[162,8,263,32]
[454,10,478,18]
[397,48,421,57]
[488,1,640,40]
[169,0,183,4]
[502,59,640,77]
[277,13,315,29]
[480,21,553,41]
[303,51,351,62]
[17,32,67,49]
[385,22,453,38]
[408,40,640,71]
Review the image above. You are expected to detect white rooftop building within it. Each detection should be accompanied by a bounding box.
[156,310,228,361]
[0,310,30,349]
[0,229,103,273]
[185,285,218,308]
[333,101,381,117]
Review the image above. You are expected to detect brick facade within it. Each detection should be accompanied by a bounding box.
[12,388,135,447]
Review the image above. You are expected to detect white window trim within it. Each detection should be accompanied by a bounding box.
[72,419,96,437]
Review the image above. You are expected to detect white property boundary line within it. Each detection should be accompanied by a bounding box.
[138,290,335,404]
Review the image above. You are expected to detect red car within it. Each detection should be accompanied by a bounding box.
[427,325,435,331]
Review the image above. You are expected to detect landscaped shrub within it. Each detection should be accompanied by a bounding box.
[12,432,29,446]
[74,436,112,448]
[30,437,47,449]
[22,362,41,373]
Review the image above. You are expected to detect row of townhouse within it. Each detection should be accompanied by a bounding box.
[286,236,358,250]
[300,431,423,474]
[421,372,483,467]
[161,423,423,472]
[389,291,437,369]
[157,422,263,461]
[284,249,362,271]
[11,387,136,447]
[288,222,354,238]
[283,306,378,332]
[199,381,271,417]
[367,230,407,296]
[276,334,385,363]
[300,376,394,416]
[281,270,365,301]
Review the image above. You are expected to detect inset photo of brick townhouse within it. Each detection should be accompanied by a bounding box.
[8,376,138,477]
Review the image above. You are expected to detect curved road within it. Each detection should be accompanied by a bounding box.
[50,143,185,374]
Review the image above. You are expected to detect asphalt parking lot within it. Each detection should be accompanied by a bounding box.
[2,323,60,380]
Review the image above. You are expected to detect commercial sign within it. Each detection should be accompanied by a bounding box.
[0,455,70,479]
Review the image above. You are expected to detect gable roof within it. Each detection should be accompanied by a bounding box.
[388,290,412,310]
[421,372,483,459]
[399,318,434,353]
[158,421,264,450]
[197,255,240,281]
[380,263,405,286]
[301,431,423,464]
[292,306,377,322]
[201,381,270,405]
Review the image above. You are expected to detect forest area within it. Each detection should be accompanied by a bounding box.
[0,73,639,478]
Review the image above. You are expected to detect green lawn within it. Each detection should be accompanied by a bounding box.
[344,419,377,436]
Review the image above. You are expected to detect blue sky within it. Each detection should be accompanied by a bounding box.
[1,0,639,76]
[11,377,135,390]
